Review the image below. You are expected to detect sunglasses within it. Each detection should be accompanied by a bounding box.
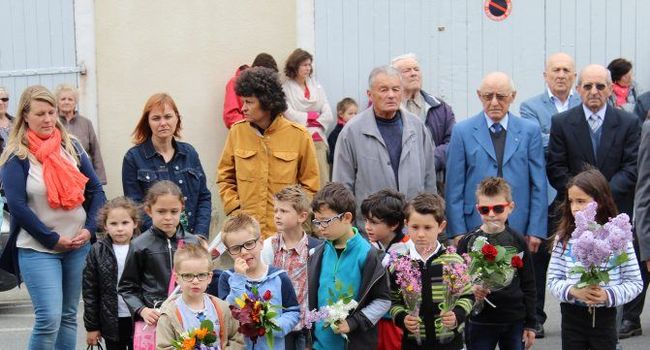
[0,98,9,102]
[581,83,607,91]
[479,93,511,102]
[477,203,510,215]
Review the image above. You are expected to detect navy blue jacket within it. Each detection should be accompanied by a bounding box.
[122,138,211,237]
[0,141,106,283]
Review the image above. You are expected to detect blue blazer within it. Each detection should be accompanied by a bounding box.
[520,91,581,149]
[445,112,548,238]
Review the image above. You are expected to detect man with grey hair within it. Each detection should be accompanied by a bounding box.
[332,65,437,227]
[548,64,645,339]
[391,53,456,187]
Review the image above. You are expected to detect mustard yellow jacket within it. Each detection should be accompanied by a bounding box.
[217,115,320,238]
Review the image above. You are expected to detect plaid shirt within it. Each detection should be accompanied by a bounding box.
[270,233,309,330]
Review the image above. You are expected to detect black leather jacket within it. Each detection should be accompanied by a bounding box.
[118,226,199,317]
[82,236,123,342]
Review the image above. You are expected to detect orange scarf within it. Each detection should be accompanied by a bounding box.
[27,128,88,210]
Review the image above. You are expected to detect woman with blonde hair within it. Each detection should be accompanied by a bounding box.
[55,83,107,184]
[0,85,106,349]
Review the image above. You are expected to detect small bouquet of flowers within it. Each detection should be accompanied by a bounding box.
[171,319,219,350]
[387,251,423,344]
[466,236,523,314]
[432,246,472,343]
[569,202,633,327]
[229,287,281,348]
[304,280,358,341]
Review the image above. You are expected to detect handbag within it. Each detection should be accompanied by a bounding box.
[86,343,105,350]
[133,243,181,350]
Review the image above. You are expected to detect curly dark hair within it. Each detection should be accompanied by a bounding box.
[607,58,632,83]
[235,67,287,118]
[284,48,313,80]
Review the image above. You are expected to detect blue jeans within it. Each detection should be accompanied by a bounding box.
[19,244,90,350]
[465,320,524,350]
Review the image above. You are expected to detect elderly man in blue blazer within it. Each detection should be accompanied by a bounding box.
[445,72,548,251]
[519,52,581,338]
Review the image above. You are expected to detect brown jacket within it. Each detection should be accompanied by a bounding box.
[156,294,244,350]
[217,115,320,238]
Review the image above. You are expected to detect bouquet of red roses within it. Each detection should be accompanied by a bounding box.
[466,236,523,314]
[229,286,281,348]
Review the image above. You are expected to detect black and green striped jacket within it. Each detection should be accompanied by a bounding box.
[389,245,473,350]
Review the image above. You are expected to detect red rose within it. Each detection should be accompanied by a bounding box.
[511,255,524,269]
[263,290,272,301]
[258,327,266,336]
[481,244,498,262]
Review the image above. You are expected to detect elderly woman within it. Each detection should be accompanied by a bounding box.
[607,58,638,112]
[122,93,211,238]
[282,49,334,188]
[218,67,320,238]
[0,85,105,349]
[0,86,14,153]
[55,84,107,184]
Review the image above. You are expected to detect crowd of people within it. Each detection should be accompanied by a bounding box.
[0,49,649,350]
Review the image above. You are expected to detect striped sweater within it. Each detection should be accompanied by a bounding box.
[547,239,642,308]
[390,243,473,350]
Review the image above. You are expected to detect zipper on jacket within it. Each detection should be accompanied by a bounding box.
[167,238,173,274]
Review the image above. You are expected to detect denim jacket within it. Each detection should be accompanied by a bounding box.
[122,138,211,237]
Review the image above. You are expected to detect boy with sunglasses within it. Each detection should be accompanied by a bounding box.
[157,243,244,349]
[308,182,391,350]
[457,177,537,350]
[217,213,300,349]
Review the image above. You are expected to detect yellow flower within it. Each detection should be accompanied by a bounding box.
[235,296,246,308]
[181,337,196,350]
[195,327,208,340]
[406,285,414,292]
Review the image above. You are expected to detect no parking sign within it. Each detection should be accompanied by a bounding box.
[484,0,512,22]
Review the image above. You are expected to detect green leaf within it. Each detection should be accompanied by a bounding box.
[266,330,275,349]
[614,252,629,266]
[200,319,214,332]
[569,266,586,274]
[597,271,610,284]
[495,246,506,262]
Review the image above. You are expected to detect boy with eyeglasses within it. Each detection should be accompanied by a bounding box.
[457,177,537,350]
[217,213,300,350]
[156,243,244,349]
[307,182,391,350]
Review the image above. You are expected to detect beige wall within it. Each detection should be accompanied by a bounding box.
[95,0,298,204]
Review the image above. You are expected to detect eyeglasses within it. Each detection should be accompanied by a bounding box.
[226,238,259,255]
[0,98,8,102]
[178,272,211,282]
[312,212,345,228]
[477,203,510,215]
[581,83,607,91]
[479,93,511,102]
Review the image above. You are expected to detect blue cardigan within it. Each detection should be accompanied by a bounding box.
[0,141,106,283]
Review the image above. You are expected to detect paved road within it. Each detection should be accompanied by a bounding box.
[0,286,648,349]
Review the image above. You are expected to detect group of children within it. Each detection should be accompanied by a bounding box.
[81,167,642,350]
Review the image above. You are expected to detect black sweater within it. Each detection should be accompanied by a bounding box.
[457,226,537,329]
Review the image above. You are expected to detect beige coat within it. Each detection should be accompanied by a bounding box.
[156,294,244,350]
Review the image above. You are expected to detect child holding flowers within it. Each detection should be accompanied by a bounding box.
[547,169,642,350]
[217,214,300,350]
[457,177,536,349]
[389,193,472,350]
[156,244,244,349]
[307,183,390,350]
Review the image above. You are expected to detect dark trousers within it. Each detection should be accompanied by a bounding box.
[532,245,550,325]
[622,232,649,325]
[465,320,523,350]
[284,329,307,350]
[105,317,133,350]
[561,303,617,350]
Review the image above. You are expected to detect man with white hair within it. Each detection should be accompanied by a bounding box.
[391,53,456,188]
[333,65,437,229]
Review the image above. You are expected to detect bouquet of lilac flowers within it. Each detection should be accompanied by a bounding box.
[569,202,633,326]
[432,246,472,344]
[388,251,423,345]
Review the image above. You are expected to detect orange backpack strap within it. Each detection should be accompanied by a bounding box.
[210,296,227,349]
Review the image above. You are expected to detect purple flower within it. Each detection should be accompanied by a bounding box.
[304,308,329,329]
